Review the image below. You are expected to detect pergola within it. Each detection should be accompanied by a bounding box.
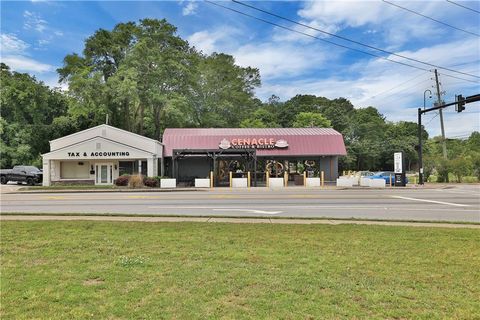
[171,148,258,186]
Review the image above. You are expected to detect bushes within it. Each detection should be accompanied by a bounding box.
[128,175,144,189]
[114,175,130,186]
[114,175,162,188]
[143,177,159,188]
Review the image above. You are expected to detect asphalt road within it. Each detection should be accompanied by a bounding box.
[1,185,479,222]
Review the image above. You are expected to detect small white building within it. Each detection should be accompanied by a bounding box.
[42,124,163,186]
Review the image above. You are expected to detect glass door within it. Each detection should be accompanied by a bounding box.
[95,163,113,185]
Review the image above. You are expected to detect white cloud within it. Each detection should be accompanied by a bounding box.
[298,1,392,28]
[254,37,479,138]
[37,39,50,46]
[296,1,457,48]
[271,20,339,43]
[188,30,222,54]
[187,27,332,79]
[182,1,198,16]
[38,73,68,91]
[0,34,30,54]
[233,43,329,79]
[23,10,48,32]
[187,27,243,55]
[1,55,55,73]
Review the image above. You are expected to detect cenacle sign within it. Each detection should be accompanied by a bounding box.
[219,138,288,150]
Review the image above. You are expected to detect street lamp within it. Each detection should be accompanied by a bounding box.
[418,89,432,185]
[424,89,432,110]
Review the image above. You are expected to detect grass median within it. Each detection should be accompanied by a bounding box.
[1,221,479,319]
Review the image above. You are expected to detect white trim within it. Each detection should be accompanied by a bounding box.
[43,136,156,159]
[50,124,162,145]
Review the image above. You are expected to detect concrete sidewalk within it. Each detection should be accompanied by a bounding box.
[2,183,467,194]
[1,215,478,229]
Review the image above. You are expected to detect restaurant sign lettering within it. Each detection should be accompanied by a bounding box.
[219,138,288,149]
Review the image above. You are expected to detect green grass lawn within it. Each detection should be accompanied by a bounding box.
[1,221,479,319]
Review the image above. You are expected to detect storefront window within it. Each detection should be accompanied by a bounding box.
[119,161,148,176]
[119,161,137,176]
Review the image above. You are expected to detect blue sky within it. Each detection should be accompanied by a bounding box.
[1,0,479,138]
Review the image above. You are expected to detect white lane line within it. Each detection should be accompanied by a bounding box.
[213,209,282,215]
[147,206,478,212]
[391,196,470,207]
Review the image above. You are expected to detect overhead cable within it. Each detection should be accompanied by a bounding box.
[383,0,480,37]
[232,0,480,79]
[446,0,480,14]
[205,1,479,84]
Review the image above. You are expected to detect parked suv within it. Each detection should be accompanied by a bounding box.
[0,166,43,185]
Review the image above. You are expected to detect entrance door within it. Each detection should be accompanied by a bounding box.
[95,163,113,185]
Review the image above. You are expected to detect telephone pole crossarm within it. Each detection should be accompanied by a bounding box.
[417,92,479,185]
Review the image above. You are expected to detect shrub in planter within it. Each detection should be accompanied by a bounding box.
[143,176,159,188]
[128,174,144,189]
[115,175,130,186]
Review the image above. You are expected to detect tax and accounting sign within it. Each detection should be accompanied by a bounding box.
[394,152,403,173]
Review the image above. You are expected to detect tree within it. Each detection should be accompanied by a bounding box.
[189,53,260,128]
[239,108,280,128]
[0,65,70,168]
[279,94,330,127]
[292,112,331,128]
[57,19,261,137]
[450,157,472,182]
[345,107,387,170]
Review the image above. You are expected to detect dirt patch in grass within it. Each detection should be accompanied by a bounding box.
[83,278,105,286]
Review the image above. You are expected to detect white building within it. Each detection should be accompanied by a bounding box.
[42,124,163,186]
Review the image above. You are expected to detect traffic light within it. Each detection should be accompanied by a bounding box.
[456,94,465,112]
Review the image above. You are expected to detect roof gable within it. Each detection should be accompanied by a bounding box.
[43,136,155,160]
[50,124,162,154]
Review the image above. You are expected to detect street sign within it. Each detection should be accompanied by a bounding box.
[394,152,403,174]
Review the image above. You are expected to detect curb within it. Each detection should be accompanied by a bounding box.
[1,214,479,229]
[8,188,207,194]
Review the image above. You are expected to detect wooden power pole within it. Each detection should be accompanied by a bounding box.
[434,69,447,159]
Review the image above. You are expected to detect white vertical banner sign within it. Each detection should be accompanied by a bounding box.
[394,152,403,174]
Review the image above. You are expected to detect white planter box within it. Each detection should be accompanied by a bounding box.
[369,179,386,188]
[306,177,320,187]
[269,178,285,188]
[360,177,371,187]
[336,178,353,187]
[160,179,176,188]
[232,178,248,188]
[195,178,210,188]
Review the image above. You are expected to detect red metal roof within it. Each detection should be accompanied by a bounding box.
[162,128,347,157]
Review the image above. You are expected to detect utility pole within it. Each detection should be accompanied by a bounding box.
[434,69,447,159]
[417,93,480,184]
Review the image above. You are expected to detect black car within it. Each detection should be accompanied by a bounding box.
[0,166,43,185]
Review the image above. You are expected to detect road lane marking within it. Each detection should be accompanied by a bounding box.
[433,189,480,195]
[146,205,478,212]
[44,196,66,200]
[391,196,470,207]
[213,209,282,215]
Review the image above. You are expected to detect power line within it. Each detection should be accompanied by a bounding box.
[424,112,440,126]
[231,0,480,79]
[364,72,427,101]
[206,1,480,84]
[383,0,480,37]
[446,0,480,14]
[365,78,432,104]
